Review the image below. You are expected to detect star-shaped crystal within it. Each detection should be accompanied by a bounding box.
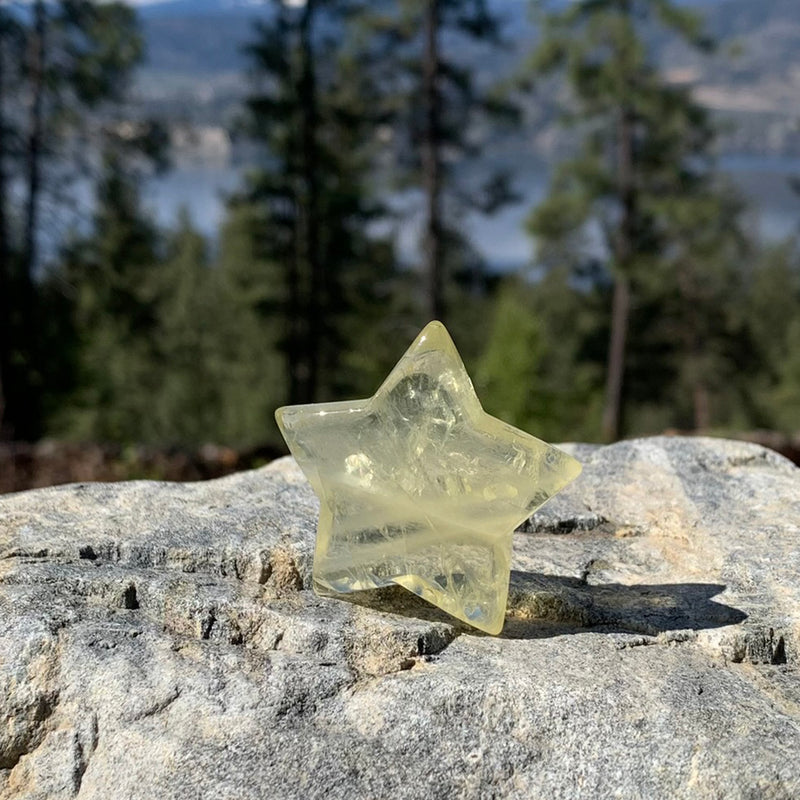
[276,321,581,634]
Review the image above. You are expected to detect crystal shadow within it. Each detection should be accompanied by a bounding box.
[501,570,748,640]
[333,571,748,640]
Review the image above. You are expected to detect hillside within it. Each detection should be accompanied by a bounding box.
[133,0,800,157]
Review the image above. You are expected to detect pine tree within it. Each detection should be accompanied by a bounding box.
[644,181,749,431]
[20,0,145,278]
[58,153,161,442]
[476,269,605,441]
[240,0,398,405]
[527,0,718,440]
[746,243,800,431]
[0,0,145,440]
[148,212,221,444]
[475,282,546,430]
[210,203,287,446]
[773,318,800,433]
[363,0,519,325]
[0,6,28,438]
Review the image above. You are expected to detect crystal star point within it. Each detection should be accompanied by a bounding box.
[276,321,581,634]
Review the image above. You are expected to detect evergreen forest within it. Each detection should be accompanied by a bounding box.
[1,0,799,480]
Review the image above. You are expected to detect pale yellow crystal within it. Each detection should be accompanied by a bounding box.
[275,321,581,634]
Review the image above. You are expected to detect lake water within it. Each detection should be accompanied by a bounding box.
[140,155,800,270]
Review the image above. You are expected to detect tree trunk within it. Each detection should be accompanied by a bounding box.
[287,216,303,405]
[677,262,711,431]
[601,275,631,441]
[601,105,635,442]
[3,0,48,441]
[422,0,444,322]
[0,15,8,437]
[22,0,46,283]
[297,0,322,404]
[693,382,710,430]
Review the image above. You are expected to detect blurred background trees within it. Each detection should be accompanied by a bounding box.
[527,0,720,440]
[0,0,162,441]
[1,0,800,485]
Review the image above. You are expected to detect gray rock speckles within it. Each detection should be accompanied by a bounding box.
[1,437,799,799]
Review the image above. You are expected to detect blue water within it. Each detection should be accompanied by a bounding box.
[139,155,800,271]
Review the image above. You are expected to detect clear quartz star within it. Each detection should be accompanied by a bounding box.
[275,321,582,634]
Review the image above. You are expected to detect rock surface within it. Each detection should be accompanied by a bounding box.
[0,436,798,799]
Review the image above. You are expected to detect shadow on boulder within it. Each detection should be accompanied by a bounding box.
[503,571,747,640]
[331,572,747,641]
